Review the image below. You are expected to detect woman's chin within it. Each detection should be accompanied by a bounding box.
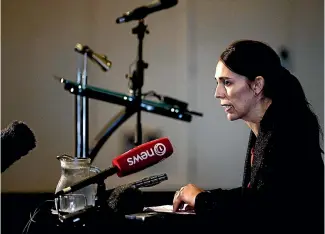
[227,113,239,121]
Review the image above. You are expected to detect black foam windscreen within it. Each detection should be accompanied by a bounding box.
[1,120,36,172]
[106,184,145,216]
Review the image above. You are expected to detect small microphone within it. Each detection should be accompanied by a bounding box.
[75,43,112,72]
[116,0,178,24]
[130,173,168,189]
[1,121,36,173]
[55,137,173,196]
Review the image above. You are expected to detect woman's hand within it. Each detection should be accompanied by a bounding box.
[173,184,204,212]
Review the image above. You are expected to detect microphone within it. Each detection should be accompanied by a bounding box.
[105,173,168,215]
[130,173,168,189]
[1,121,36,173]
[105,174,168,216]
[55,137,173,196]
[106,184,145,216]
[75,43,112,72]
[59,174,168,224]
[104,173,167,200]
[116,0,178,24]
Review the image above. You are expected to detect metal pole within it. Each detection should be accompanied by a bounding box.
[75,53,89,159]
[81,53,89,158]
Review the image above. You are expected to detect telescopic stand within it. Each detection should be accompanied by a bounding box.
[128,19,149,146]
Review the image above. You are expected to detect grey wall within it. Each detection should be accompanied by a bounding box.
[2,0,323,192]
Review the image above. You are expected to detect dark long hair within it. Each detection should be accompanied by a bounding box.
[219,40,323,153]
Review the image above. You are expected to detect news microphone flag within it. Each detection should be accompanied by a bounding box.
[55,137,173,196]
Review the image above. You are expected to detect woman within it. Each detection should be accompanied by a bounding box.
[173,40,324,233]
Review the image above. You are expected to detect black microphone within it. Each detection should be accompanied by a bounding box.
[104,173,168,203]
[58,175,168,224]
[103,174,167,216]
[106,184,145,216]
[75,43,112,72]
[130,173,168,189]
[116,0,178,24]
[1,120,36,173]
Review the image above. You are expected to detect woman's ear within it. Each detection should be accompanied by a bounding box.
[253,76,265,96]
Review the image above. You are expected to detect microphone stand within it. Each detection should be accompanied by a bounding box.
[54,17,203,163]
[76,52,89,159]
[129,19,149,146]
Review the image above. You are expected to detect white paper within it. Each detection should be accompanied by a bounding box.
[143,205,195,215]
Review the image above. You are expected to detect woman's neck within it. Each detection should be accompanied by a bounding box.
[245,98,272,136]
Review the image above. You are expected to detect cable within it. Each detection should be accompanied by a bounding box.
[22,200,54,234]
[127,59,137,93]
[142,90,162,101]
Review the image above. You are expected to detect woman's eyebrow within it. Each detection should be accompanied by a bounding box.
[215,76,232,81]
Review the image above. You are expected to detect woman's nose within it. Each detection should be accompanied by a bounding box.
[214,85,224,99]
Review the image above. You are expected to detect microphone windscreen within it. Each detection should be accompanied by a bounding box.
[106,184,144,216]
[112,137,173,177]
[1,120,36,172]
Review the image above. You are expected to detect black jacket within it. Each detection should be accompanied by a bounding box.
[194,104,324,233]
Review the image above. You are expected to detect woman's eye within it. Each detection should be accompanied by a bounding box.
[224,80,231,86]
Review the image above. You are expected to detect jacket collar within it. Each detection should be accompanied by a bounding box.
[242,103,276,188]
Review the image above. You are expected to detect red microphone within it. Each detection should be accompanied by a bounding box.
[55,137,173,196]
[112,137,173,177]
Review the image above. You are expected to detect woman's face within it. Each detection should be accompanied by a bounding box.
[214,61,257,121]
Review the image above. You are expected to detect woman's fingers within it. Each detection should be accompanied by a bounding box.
[172,190,183,212]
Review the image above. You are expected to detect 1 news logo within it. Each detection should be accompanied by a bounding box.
[153,143,166,156]
[127,143,166,166]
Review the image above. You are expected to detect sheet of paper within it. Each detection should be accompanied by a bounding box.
[143,205,195,215]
